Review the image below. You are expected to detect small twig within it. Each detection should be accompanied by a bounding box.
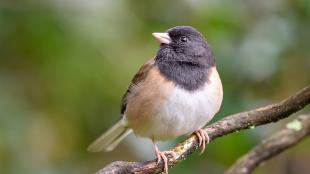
[225,113,310,174]
[96,85,310,174]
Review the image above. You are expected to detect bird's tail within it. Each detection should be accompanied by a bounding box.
[87,118,132,152]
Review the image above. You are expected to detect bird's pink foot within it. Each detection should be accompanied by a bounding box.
[194,128,210,154]
[153,144,175,174]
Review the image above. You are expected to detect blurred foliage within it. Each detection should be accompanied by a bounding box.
[0,0,309,174]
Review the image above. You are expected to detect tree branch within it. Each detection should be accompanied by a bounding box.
[96,85,310,174]
[225,113,310,174]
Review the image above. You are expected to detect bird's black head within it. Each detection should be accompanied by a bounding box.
[153,26,216,91]
[153,26,215,67]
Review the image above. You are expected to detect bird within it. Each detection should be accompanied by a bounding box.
[88,26,223,173]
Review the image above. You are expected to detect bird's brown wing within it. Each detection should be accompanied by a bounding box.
[120,59,155,114]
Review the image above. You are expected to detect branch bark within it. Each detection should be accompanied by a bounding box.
[96,85,310,174]
[225,113,310,174]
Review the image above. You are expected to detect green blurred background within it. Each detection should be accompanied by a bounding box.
[0,0,310,174]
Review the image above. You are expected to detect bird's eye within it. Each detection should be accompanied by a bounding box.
[180,36,188,42]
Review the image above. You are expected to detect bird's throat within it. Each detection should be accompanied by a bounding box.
[156,60,211,91]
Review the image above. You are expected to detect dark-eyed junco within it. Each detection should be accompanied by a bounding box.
[88,26,223,173]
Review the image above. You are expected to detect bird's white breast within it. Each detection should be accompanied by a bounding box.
[149,67,223,140]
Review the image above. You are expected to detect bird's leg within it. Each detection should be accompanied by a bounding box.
[194,128,210,154]
[153,142,175,174]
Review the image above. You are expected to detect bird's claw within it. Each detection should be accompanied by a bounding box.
[154,145,175,174]
[194,129,210,154]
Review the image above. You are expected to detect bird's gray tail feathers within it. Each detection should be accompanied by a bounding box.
[87,118,132,152]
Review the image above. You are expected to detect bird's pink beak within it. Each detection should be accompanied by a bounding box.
[152,32,171,44]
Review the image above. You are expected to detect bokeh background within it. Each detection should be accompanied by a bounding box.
[1,0,310,173]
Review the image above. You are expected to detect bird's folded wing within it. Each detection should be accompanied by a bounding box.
[120,59,155,114]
